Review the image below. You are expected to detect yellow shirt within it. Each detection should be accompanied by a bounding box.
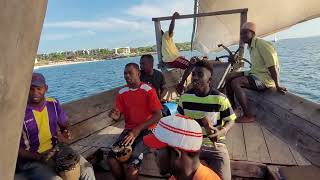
[248,37,280,88]
[161,31,180,62]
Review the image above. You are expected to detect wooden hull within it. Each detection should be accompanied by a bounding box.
[62,67,319,179]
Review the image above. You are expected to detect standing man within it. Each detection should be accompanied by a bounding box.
[143,115,221,180]
[178,61,236,180]
[140,54,166,101]
[161,12,193,70]
[108,63,162,180]
[225,22,287,123]
[15,73,95,180]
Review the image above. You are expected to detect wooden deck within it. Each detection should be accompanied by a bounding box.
[226,122,310,166]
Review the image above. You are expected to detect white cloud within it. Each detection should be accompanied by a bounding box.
[44,18,150,33]
[44,30,96,41]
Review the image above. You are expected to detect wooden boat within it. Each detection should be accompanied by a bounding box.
[1,0,320,179]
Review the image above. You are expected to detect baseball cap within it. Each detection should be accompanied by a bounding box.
[31,73,46,87]
[241,22,256,33]
[143,114,203,152]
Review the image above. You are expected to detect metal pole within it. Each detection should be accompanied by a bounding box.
[154,20,165,71]
[239,11,248,59]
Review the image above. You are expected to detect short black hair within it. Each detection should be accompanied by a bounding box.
[140,54,154,64]
[194,60,213,75]
[125,63,140,71]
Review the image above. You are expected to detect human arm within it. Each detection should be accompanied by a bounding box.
[206,96,236,140]
[258,41,287,93]
[122,109,162,146]
[169,12,180,37]
[109,93,123,121]
[176,57,199,94]
[268,66,287,94]
[122,89,163,146]
[55,100,71,140]
[159,72,167,101]
[18,147,42,161]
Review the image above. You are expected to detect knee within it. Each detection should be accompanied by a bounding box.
[126,166,139,179]
[107,156,118,166]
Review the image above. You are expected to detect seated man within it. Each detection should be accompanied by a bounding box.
[177,61,236,180]
[143,115,221,180]
[225,22,287,123]
[107,63,162,180]
[15,73,95,180]
[140,54,166,101]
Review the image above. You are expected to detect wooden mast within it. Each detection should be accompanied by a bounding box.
[0,0,48,179]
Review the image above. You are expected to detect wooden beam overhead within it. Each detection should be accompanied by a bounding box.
[152,8,248,21]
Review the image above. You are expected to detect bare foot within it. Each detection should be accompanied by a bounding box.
[237,116,256,123]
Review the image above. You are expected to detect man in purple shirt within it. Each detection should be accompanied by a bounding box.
[15,73,95,180]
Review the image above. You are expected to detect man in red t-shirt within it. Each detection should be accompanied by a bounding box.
[107,63,162,180]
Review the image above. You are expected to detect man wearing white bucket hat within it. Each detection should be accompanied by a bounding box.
[143,115,221,180]
[225,22,287,123]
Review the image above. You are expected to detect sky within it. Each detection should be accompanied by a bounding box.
[38,0,320,54]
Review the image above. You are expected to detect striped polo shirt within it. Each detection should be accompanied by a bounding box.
[178,89,236,144]
[20,97,67,153]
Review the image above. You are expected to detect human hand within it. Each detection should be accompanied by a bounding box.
[207,127,226,140]
[122,128,141,146]
[38,149,56,162]
[176,83,184,95]
[61,129,71,140]
[190,56,201,64]
[173,12,180,18]
[276,86,287,94]
[109,108,121,121]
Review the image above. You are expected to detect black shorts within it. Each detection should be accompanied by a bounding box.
[108,129,151,168]
[244,73,267,91]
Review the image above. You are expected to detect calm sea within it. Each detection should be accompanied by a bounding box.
[35,36,320,104]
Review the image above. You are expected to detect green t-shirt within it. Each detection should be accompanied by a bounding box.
[249,37,280,88]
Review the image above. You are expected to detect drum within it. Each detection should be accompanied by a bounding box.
[54,143,81,180]
[111,143,133,163]
[111,130,133,163]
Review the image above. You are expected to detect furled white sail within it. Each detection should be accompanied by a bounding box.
[193,0,320,54]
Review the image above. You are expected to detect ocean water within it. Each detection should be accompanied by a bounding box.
[35,36,320,104]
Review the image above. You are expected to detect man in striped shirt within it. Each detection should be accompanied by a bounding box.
[15,73,95,180]
[178,61,236,180]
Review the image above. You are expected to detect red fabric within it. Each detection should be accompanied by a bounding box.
[166,56,190,69]
[115,83,162,130]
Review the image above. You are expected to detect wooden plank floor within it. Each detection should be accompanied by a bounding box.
[226,121,310,166]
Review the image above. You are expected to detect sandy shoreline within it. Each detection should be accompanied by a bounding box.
[33,59,105,69]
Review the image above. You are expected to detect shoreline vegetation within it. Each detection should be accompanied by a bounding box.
[35,42,191,68]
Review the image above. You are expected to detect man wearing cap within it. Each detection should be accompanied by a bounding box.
[143,115,221,180]
[15,73,96,180]
[108,63,162,180]
[177,60,236,180]
[226,22,287,123]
